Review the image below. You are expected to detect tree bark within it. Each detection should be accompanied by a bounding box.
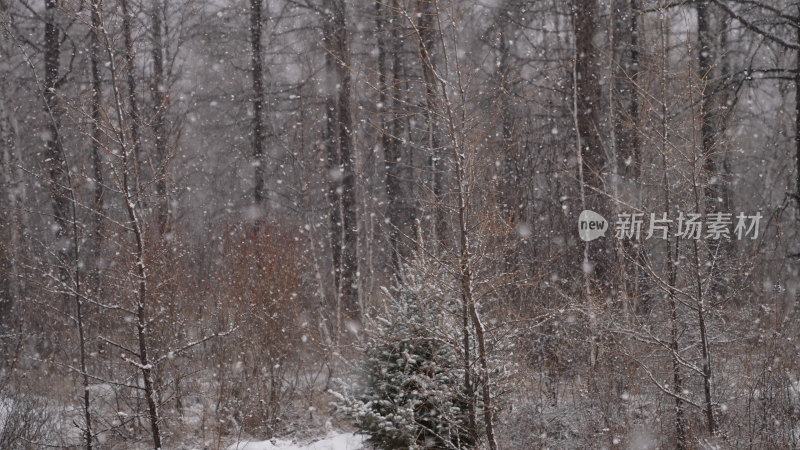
[796,13,800,212]
[129,163,163,450]
[98,16,164,445]
[151,0,169,236]
[250,0,267,207]
[454,120,496,450]
[89,0,104,298]
[697,0,731,211]
[697,0,717,208]
[389,1,416,270]
[694,235,716,435]
[375,0,403,272]
[573,0,611,291]
[416,0,446,246]
[414,2,497,444]
[43,0,71,289]
[614,0,641,179]
[0,94,14,326]
[121,0,142,193]
[659,11,685,446]
[323,0,358,319]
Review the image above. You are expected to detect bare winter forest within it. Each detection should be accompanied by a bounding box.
[1,0,800,448]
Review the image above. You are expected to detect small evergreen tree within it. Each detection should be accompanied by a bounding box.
[333,259,511,449]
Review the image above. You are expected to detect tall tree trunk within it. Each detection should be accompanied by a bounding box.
[446,80,494,450]
[250,0,266,207]
[413,3,496,443]
[614,0,640,179]
[98,17,164,446]
[697,0,734,305]
[693,234,716,435]
[394,8,416,257]
[322,19,341,335]
[796,14,800,212]
[387,1,415,270]
[335,1,357,319]
[323,0,358,320]
[488,7,525,296]
[407,1,479,436]
[668,238,686,448]
[574,0,602,191]
[462,286,477,442]
[658,11,686,446]
[697,0,713,202]
[611,0,651,313]
[0,98,9,315]
[697,0,729,211]
[77,0,109,446]
[130,163,163,450]
[416,0,445,246]
[494,25,523,228]
[573,0,611,291]
[70,162,93,450]
[628,0,640,175]
[0,93,19,336]
[375,0,401,271]
[90,0,104,297]
[690,78,717,434]
[452,100,496,450]
[151,0,169,235]
[43,0,71,290]
[121,0,142,191]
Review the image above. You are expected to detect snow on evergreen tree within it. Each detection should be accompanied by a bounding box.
[332,258,513,449]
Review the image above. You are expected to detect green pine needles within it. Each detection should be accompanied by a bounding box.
[332,259,512,449]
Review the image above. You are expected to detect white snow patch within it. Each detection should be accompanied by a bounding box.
[229,431,365,450]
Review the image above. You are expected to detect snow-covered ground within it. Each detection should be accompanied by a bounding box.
[229,431,365,450]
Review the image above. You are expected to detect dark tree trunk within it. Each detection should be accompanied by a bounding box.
[574,0,602,192]
[573,0,611,290]
[416,0,445,246]
[668,254,686,448]
[612,0,651,312]
[614,0,641,179]
[151,0,169,235]
[697,1,735,302]
[489,6,526,306]
[323,78,340,302]
[408,3,480,437]
[389,2,415,268]
[495,28,520,223]
[697,0,731,211]
[697,0,715,205]
[375,0,403,272]
[0,122,9,326]
[796,16,800,212]
[90,0,104,298]
[453,117,496,450]
[628,0,640,175]
[323,0,358,319]
[695,250,716,435]
[250,0,267,207]
[43,0,71,286]
[121,134,163,448]
[0,95,19,335]
[335,3,357,318]
[121,0,142,187]
[658,20,685,444]
[81,0,107,446]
